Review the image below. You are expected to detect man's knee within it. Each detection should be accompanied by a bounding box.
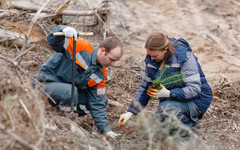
[44,83,78,106]
[59,87,78,105]
[103,96,108,106]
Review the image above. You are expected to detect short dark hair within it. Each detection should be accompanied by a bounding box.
[99,36,123,53]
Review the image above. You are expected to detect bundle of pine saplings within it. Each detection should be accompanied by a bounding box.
[152,65,185,90]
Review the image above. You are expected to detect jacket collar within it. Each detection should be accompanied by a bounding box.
[169,38,192,63]
[92,46,104,69]
[91,46,98,65]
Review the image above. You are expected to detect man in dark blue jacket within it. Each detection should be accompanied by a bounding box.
[34,25,123,138]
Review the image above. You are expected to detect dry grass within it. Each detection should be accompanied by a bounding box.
[0,65,44,150]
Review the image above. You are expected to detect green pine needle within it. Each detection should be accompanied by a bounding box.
[153,65,185,90]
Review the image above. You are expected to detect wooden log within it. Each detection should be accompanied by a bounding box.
[0,11,7,18]
[12,3,109,16]
[0,29,38,47]
[0,9,19,18]
[108,99,124,107]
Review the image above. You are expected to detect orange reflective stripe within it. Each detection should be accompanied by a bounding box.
[97,80,105,95]
[88,68,107,88]
[96,67,107,93]
[76,38,94,54]
[101,68,107,77]
[97,80,105,89]
[66,38,94,70]
[88,78,97,87]
[97,67,107,89]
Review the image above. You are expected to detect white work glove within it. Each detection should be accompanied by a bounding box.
[147,84,170,98]
[106,131,121,138]
[62,27,77,40]
[118,112,133,129]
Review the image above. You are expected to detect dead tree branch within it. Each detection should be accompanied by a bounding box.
[11,3,108,16]
[84,0,117,39]
[13,45,36,64]
[108,99,124,107]
[27,0,51,38]
[0,29,38,47]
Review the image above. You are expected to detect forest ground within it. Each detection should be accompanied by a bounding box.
[0,0,240,149]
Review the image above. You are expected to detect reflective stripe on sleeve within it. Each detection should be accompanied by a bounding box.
[184,74,200,83]
[142,73,152,82]
[147,63,157,69]
[76,53,89,70]
[90,73,102,84]
[170,64,180,68]
[97,88,105,95]
[64,38,89,70]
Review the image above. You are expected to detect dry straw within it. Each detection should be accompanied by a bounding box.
[0,65,45,150]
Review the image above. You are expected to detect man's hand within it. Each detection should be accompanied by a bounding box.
[106,131,121,138]
[118,112,133,129]
[63,27,78,40]
[147,84,170,98]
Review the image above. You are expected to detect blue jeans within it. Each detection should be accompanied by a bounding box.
[155,100,201,127]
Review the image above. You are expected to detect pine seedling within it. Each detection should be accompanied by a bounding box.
[153,65,185,90]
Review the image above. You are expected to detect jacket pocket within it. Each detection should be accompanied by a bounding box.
[56,58,73,83]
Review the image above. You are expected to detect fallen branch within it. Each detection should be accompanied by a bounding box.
[13,45,36,64]
[54,0,70,14]
[0,54,18,66]
[0,29,38,48]
[26,0,51,38]
[84,0,117,39]
[108,99,124,107]
[19,99,41,135]
[0,9,19,18]
[12,3,109,16]
[0,11,8,18]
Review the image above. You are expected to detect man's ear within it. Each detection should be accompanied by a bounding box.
[100,47,106,55]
